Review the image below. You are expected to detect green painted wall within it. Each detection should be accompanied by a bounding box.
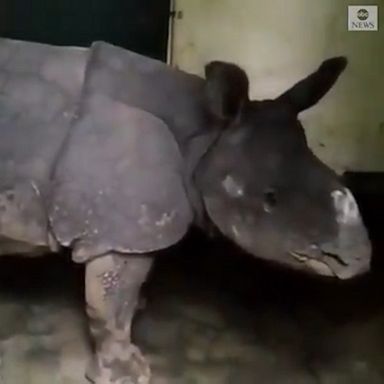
[172,0,384,172]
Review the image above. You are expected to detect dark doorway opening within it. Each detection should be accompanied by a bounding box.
[0,0,170,60]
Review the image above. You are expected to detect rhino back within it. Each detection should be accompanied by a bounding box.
[0,39,87,254]
[83,42,207,153]
[49,45,195,262]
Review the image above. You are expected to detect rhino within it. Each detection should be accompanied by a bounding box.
[0,38,371,384]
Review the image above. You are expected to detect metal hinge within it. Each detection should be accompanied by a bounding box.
[170,10,183,19]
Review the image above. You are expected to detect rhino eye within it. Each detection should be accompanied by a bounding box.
[263,188,277,213]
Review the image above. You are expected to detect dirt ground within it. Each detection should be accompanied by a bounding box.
[0,188,383,384]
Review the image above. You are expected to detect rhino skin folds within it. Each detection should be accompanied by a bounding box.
[0,40,194,261]
[0,38,87,255]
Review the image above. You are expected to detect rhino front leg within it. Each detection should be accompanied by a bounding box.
[85,253,153,384]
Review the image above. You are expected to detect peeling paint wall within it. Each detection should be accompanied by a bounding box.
[172,0,384,172]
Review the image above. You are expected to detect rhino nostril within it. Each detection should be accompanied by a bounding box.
[320,249,348,267]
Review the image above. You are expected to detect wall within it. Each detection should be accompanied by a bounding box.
[171,0,384,173]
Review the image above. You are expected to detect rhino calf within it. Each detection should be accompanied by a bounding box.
[0,38,371,384]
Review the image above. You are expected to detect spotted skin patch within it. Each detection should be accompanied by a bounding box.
[331,188,360,225]
[100,270,120,298]
[222,175,244,198]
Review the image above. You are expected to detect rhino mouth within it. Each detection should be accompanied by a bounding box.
[289,249,348,278]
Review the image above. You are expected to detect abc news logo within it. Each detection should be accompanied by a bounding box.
[348,6,378,31]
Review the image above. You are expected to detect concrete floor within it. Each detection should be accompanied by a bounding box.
[0,230,383,384]
[0,186,383,384]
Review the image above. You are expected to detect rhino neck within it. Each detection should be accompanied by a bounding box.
[98,48,217,228]
[182,128,220,230]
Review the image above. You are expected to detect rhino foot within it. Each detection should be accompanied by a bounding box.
[85,253,153,384]
[86,343,150,384]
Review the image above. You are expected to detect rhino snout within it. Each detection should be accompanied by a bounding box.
[290,188,371,279]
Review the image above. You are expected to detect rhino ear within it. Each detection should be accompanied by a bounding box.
[277,57,348,113]
[204,61,249,122]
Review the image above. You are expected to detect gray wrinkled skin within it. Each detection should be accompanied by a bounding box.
[48,42,195,261]
[0,40,195,262]
[0,38,372,384]
[50,94,193,262]
[0,39,371,273]
[0,39,87,255]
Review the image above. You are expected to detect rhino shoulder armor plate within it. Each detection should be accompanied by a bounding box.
[50,94,193,262]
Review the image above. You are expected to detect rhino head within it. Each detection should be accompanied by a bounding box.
[194,57,371,279]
